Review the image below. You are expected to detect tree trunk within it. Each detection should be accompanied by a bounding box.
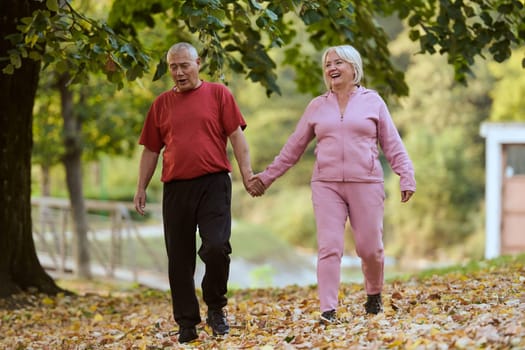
[58,73,92,279]
[0,0,63,297]
[41,164,51,197]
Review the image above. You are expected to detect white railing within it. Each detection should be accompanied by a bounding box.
[31,197,169,289]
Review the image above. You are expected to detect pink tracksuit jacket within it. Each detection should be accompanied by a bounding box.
[258,86,416,190]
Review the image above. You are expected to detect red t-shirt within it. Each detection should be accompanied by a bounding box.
[139,81,247,182]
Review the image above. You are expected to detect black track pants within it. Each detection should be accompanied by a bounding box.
[162,172,232,328]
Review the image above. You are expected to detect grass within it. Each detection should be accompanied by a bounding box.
[231,221,297,263]
[392,252,525,281]
[55,252,525,295]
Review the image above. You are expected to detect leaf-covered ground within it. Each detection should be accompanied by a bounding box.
[1,257,524,350]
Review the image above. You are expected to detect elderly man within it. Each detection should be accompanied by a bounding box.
[133,42,257,343]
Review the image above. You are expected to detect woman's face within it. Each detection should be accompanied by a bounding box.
[324,50,355,90]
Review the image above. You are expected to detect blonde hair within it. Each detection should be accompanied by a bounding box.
[322,45,364,90]
[166,42,199,61]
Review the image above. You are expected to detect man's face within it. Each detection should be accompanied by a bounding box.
[167,49,201,92]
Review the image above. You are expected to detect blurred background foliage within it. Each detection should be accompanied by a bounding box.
[30,1,525,267]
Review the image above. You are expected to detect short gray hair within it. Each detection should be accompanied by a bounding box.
[322,45,364,90]
[166,42,199,61]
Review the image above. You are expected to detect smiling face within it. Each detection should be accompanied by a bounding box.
[167,48,201,92]
[323,50,356,91]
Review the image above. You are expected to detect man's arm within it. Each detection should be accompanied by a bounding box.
[229,126,262,195]
[134,147,160,215]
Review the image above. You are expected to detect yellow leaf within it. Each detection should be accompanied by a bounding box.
[70,321,81,331]
[430,327,441,336]
[388,339,405,348]
[238,301,247,313]
[42,297,54,306]
[93,313,104,322]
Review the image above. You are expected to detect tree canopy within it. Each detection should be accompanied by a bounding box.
[2,0,524,98]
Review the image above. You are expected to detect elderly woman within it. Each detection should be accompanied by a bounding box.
[250,45,416,323]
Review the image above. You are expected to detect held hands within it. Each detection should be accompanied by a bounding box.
[244,173,266,197]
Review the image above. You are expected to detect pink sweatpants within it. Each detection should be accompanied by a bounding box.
[311,181,385,312]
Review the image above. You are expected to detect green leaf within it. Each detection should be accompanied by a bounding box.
[126,65,142,81]
[409,29,420,41]
[152,59,167,81]
[497,3,514,14]
[447,6,463,20]
[248,0,263,10]
[20,16,33,25]
[46,0,59,12]
[196,0,216,6]
[229,59,244,73]
[2,64,14,74]
[453,20,467,35]
[55,60,69,74]
[108,36,119,49]
[342,28,354,41]
[480,11,492,26]
[92,44,105,54]
[271,37,284,47]
[463,5,475,17]
[518,26,525,41]
[224,44,238,52]
[265,9,278,21]
[29,51,42,60]
[301,9,322,25]
[256,17,267,28]
[119,43,136,58]
[284,335,295,343]
[206,15,225,29]
[408,14,420,27]
[437,13,448,27]
[9,52,22,68]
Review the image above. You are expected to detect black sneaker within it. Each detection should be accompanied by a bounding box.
[320,309,339,324]
[178,326,198,343]
[364,293,383,314]
[207,308,230,336]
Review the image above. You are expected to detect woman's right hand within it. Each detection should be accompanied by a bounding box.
[401,190,414,203]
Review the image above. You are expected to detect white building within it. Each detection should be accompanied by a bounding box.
[480,122,525,258]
